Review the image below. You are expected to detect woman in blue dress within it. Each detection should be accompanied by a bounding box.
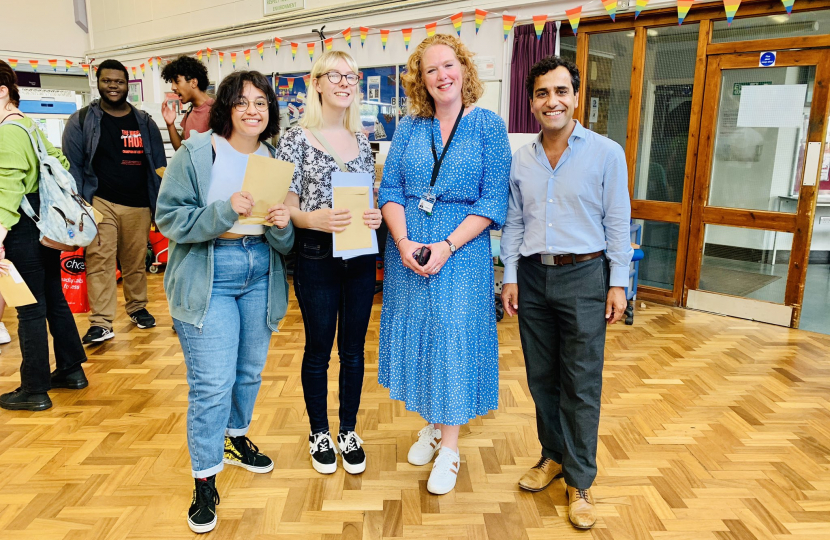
[378,34,511,495]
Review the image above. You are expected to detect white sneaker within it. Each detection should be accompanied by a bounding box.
[337,431,367,474]
[309,431,338,474]
[427,447,460,495]
[408,424,442,466]
[0,323,10,345]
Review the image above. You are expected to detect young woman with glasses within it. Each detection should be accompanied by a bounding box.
[277,51,382,476]
[155,70,294,534]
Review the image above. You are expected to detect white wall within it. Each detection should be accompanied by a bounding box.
[0,0,89,61]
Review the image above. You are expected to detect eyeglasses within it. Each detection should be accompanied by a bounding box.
[320,71,359,86]
[233,98,270,112]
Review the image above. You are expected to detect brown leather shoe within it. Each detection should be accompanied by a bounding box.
[518,456,563,492]
[566,485,597,529]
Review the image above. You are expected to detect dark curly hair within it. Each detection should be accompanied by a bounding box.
[209,71,279,141]
[0,60,20,107]
[525,56,581,100]
[97,59,129,81]
[161,56,209,91]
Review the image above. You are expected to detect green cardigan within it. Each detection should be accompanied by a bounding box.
[0,117,70,229]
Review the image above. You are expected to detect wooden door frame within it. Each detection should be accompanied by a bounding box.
[682,48,830,325]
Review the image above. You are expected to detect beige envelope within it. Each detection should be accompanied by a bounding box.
[0,259,37,307]
[333,186,372,251]
[238,154,295,226]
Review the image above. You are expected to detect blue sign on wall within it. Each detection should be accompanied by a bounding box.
[759,51,776,67]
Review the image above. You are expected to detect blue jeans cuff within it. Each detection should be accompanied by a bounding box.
[226,426,249,437]
[192,461,224,479]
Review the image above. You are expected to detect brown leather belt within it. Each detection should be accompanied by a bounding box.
[527,251,603,266]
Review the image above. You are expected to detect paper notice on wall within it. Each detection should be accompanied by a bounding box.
[736,84,807,128]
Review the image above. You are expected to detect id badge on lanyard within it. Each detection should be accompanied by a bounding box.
[421,104,465,215]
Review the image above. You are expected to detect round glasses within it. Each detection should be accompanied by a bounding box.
[321,71,359,86]
[233,98,270,112]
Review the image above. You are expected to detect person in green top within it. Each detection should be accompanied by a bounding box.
[0,59,88,411]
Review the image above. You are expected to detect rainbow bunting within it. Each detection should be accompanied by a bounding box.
[677,0,694,24]
[156,57,161,68]
[602,0,617,20]
[723,0,741,24]
[566,6,582,34]
[380,29,390,51]
[48,59,58,71]
[273,38,282,55]
[244,50,251,66]
[325,37,333,51]
[307,42,315,62]
[206,48,212,61]
[140,63,145,76]
[451,12,463,36]
[291,42,298,60]
[256,42,264,60]
[81,63,89,74]
[287,78,295,91]
[635,0,649,18]
[343,28,352,48]
[196,50,203,61]
[360,27,369,47]
[8,59,18,69]
[781,0,794,14]
[475,9,487,34]
[402,28,413,50]
[502,15,517,41]
[148,57,155,70]
[219,52,225,67]
[94,66,98,74]
[426,22,437,37]
[532,15,547,40]
[231,52,237,69]
[302,74,311,83]
[131,66,137,78]
[65,59,73,71]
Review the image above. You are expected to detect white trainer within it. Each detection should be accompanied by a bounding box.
[0,323,10,345]
[427,447,460,495]
[408,424,442,466]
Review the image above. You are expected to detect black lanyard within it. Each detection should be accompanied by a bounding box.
[429,104,465,191]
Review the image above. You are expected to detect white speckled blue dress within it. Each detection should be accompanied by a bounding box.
[377,107,511,426]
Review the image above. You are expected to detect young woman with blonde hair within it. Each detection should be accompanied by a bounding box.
[278,50,382,475]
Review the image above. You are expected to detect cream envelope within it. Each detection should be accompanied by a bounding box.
[238,154,295,225]
[0,259,37,307]
[333,186,372,251]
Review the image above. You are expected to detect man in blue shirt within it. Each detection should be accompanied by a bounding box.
[501,57,632,529]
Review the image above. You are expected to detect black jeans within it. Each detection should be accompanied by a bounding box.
[3,194,87,393]
[294,229,376,434]
[517,255,609,489]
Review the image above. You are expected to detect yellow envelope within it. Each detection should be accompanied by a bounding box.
[333,186,372,251]
[0,259,37,307]
[238,154,295,226]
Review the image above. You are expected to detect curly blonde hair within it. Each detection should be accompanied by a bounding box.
[401,34,483,118]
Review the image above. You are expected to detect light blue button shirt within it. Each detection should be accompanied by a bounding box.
[501,121,633,287]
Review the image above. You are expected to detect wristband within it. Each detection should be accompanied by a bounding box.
[395,236,407,249]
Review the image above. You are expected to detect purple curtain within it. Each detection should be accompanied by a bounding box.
[508,21,558,133]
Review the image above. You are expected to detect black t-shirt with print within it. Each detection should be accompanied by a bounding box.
[92,110,150,208]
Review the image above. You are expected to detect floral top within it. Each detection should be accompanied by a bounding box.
[276,126,375,213]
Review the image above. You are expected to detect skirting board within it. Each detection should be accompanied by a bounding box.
[686,289,793,327]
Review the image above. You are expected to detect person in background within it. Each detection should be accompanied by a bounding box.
[62,59,167,345]
[161,55,214,150]
[278,50,382,476]
[155,70,293,535]
[0,59,88,411]
[377,34,511,495]
[500,56,632,530]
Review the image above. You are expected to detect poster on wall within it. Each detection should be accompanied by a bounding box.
[129,80,143,108]
[263,0,304,16]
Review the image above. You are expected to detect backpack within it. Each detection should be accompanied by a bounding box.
[5,121,99,250]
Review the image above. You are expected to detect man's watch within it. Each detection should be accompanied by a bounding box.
[445,239,457,254]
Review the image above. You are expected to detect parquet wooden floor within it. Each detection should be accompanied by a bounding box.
[1,273,830,539]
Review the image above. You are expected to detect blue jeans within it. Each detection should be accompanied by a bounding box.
[294,230,376,434]
[173,236,272,478]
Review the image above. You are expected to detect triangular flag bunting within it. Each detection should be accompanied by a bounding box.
[566,7,582,34]
[140,63,145,76]
[244,50,251,66]
[635,0,649,18]
[360,27,369,47]
[207,48,212,61]
[402,28,413,50]
[451,12,463,36]
[532,15,547,40]
[781,0,794,14]
[81,63,89,74]
[131,66,137,78]
[29,60,39,72]
[307,42,315,62]
[196,50,203,61]
[502,15,516,41]
[148,57,155,70]
[287,78,295,91]
[94,66,99,74]
[343,28,352,48]
[231,52,237,69]
[303,74,311,83]
[291,43,298,60]
[8,59,18,69]
[257,42,264,60]
[380,29,390,51]
[723,0,741,24]
[325,37,333,50]
[426,22,437,37]
[273,38,282,56]
[219,52,225,67]
[602,0,617,20]
[677,0,694,24]
[475,9,487,34]
[65,59,73,71]
[49,59,58,71]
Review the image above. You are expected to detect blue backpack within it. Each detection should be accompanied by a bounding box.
[6,121,98,250]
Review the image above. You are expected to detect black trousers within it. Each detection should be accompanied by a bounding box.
[517,255,609,489]
[3,194,87,393]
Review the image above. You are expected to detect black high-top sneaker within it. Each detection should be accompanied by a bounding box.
[187,475,220,534]
[223,435,274,473]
